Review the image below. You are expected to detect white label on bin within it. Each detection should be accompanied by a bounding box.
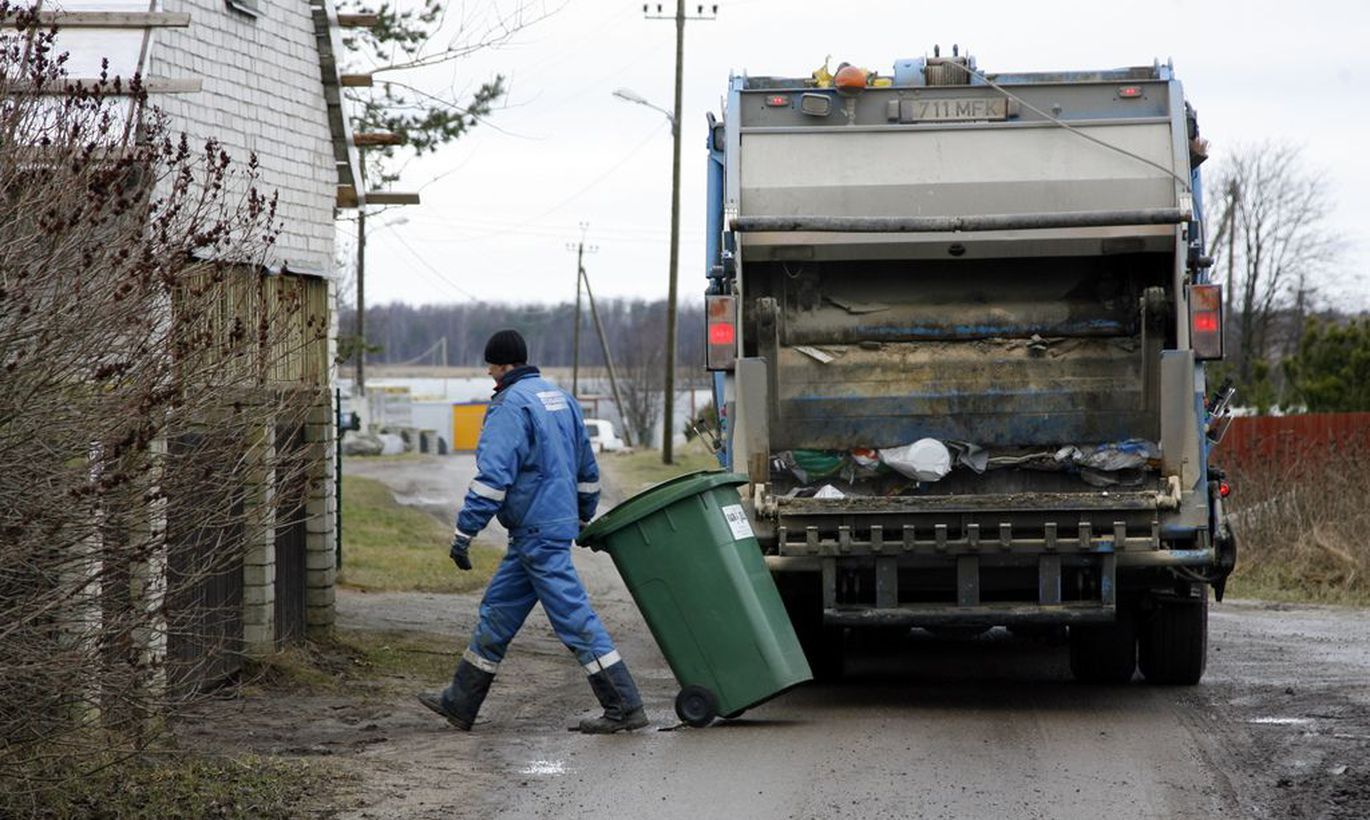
[721,504,754,540]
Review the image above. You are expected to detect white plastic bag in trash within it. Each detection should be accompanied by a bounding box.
[880,438,952,482]
[814,484,845,499]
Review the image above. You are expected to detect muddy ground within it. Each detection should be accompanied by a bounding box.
[178,455,1370,819]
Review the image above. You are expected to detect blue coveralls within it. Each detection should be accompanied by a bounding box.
[453,367,620,676]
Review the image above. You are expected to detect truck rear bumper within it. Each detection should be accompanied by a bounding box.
[770,548,1214,628]
[765,548,1215,572]
[824,602,1116,627]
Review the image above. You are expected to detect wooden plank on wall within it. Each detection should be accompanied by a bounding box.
[336,13,380,27]
[353,132,404,146]
[11,77,202,94]
[364,191,420,205]
[0,11,192,27]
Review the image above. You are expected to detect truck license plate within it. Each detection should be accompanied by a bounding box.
[903,97,1008,122]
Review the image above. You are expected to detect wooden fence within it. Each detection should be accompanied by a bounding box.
[1210,413,1370,474]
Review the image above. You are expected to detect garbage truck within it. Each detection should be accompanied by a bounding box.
[701,49,1237,684]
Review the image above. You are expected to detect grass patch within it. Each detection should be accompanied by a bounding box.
[598,438,722,496]
[336,628,457,683]
[3,753,334,819]
[338,475,500,593]
[1227,566,1370,607]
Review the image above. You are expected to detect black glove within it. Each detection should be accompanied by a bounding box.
[450,532,473,571]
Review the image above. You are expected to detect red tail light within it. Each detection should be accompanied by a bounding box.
[1219,480,1231,498]
[708,321,735,345]
[706,294,736,371]
[1189,284,1224,360]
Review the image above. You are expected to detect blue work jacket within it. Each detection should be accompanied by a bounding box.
[456,367,600,541]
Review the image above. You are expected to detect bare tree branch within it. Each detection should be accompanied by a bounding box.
[1205,141,1343,383]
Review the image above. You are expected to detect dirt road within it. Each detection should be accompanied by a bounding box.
[189,455,1370,818]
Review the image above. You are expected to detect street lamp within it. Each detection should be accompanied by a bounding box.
[612,87,676,126]
[612,83,683,464]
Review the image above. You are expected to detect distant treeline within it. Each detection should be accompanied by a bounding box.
[345,298,706,371]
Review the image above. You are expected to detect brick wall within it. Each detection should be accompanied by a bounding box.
[148,0,337,275]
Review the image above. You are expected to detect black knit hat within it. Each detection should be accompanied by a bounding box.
[483,329,527,365]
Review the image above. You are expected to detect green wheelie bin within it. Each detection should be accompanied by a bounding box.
[577,470,812,726]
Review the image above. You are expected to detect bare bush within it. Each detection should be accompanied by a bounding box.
[615,304,666,447]
[0,7,328,806]
[1225,447,1370,603]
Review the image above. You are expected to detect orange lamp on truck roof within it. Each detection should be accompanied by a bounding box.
[833,64,867,93]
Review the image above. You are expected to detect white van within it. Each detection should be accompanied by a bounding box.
[584,418,625,453]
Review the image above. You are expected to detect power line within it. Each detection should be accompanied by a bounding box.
[387,232,483,301]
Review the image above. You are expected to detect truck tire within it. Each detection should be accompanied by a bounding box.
[1138,588,1208,685]
[1069,608,1137,684]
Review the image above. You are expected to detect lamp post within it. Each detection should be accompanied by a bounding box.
[618,1,716,463]
[612,84,681,463]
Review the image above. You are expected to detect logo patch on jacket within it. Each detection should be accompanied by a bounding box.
[536,390,569,412]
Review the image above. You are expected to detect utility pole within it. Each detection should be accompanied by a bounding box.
[645,1,717,464]
[566,223,595,398]
[581,263,633,447]
[348,135,412,399]
[356,204,367,396]
[441,336,449,398]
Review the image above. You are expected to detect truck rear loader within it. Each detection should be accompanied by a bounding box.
[701,49,1236,684]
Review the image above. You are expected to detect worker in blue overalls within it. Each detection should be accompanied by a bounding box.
[418,329,648,733]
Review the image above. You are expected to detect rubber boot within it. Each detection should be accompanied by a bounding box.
[417,658,494,730]
[576,660,648,734]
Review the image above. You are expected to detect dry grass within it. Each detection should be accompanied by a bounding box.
[597,438,723,497]
[1225,449,1370,606]
[2,753,334,819]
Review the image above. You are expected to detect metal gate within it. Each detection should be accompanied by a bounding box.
[166,433,245,694]
[274,424,308,645]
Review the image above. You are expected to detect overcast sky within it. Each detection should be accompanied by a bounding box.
[354,0,1370,309]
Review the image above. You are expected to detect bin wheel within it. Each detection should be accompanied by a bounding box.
[675,686,718,728]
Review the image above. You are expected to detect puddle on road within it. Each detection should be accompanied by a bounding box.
[520,760,569,776]
[1248,717,1314,726]
[394,495,452,506]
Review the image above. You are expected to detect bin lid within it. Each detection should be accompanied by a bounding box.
[578,470,748,550]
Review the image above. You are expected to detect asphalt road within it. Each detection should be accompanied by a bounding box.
[338,455,1370,820]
